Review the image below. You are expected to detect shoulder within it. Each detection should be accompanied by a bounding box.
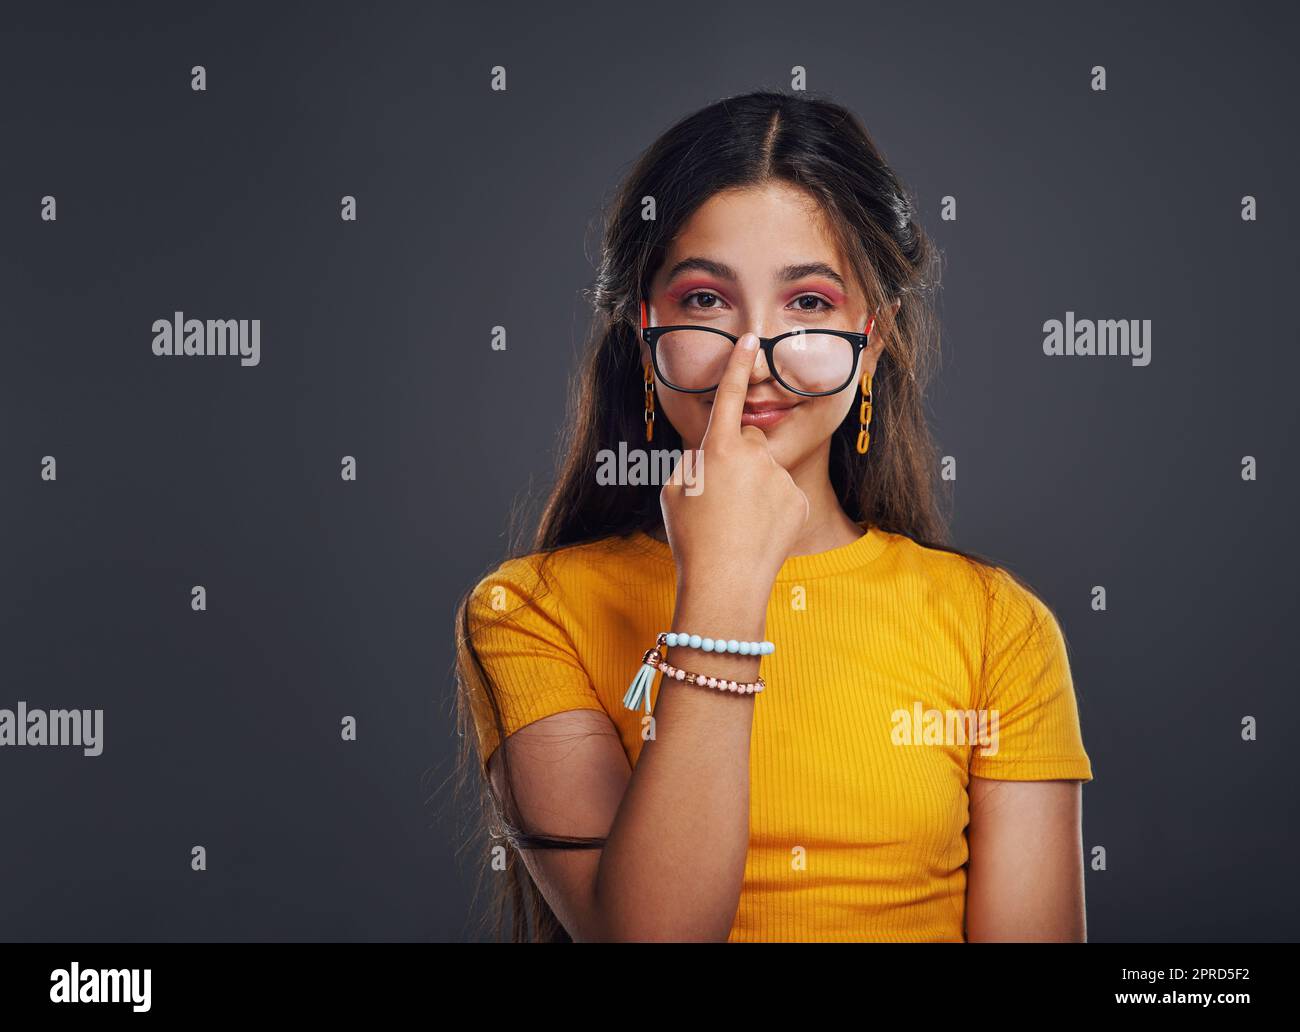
[875,530,1063,645]
[871,529,1008,609]
[973,563,1074,708]
[983,565,1062,648]
[465,532,653,623]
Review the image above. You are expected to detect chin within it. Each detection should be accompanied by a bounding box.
[759,434,803,470]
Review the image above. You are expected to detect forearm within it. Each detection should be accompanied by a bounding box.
[590,581,769,941]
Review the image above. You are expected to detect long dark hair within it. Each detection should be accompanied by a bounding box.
[449,88,1054,942]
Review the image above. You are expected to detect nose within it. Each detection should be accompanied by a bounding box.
[741,332,774,384]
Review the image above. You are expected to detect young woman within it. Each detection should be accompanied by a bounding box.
[453,89,1093,943]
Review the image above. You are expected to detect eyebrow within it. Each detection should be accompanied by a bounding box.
[664,257,847,293]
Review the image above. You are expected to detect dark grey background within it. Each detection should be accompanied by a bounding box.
[1,0,1295,941]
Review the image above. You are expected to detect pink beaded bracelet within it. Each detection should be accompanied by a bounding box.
[622,642,766,714]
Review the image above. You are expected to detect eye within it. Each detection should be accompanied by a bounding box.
[791,294,835,313]
[682,290,725,310]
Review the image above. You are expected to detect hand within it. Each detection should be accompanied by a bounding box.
[660,333,811,596]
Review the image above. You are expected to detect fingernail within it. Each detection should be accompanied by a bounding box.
[741,334,759,351]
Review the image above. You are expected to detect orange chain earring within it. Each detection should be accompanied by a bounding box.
[644,360,655,442]
[856,313,876,455]
[855,369,873,455]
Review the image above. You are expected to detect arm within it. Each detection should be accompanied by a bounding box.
[489,589,767,942]
[964,776,1087,942]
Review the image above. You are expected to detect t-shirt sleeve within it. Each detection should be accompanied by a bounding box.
[459,555,608,771]
[968,568,1093,783]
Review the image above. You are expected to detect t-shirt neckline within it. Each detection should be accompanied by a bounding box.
[626,521,891,582]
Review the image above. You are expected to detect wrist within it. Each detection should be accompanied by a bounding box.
[671,588,771,645]
[676,567,776,608]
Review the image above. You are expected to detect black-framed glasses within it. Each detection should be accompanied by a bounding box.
[640,297,875,397]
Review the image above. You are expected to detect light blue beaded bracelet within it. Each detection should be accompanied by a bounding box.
[623,632,774,714]
[661,631,774,656]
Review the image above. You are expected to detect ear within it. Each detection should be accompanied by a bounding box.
[865,334,887,370]
[636,298,651,367]
[864,300,895,367]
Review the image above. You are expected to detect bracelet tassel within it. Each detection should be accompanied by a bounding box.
[622,649,660,714]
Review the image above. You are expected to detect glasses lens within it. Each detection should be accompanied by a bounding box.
[656,329,733,390]
[773,333,856,394]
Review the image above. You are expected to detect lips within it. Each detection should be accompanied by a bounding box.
[739,399,800,429]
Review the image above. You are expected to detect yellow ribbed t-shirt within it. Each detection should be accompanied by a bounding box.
[463,524,1093,942]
